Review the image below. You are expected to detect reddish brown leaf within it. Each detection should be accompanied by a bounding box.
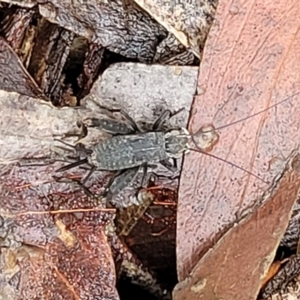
[177,0,300,280]
[0,162,119,299]
[173,150,300,300]
[0,163,113,243]
[0,226,119,300]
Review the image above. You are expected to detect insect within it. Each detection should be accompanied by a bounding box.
[56,107,190,199]
[56,89,300,199]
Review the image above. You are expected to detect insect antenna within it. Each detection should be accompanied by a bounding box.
[185,90,300,183]
[188,136,269,184]
[212,90,300,132]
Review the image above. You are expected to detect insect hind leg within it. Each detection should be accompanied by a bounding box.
[52,176,107,206]
[81,165,97,184]
[159,158,177,172]
[104,166,140,200]
[18,157,62,167]
[54,139,92,156]
[104,163,149,201]
[153,110,172,130]
[153,108,185,130]
[56,158,89,173]
[89,104,140,133]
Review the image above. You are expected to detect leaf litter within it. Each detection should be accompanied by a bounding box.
[0,17,198,298]
[1,1,295,297]
[175,0,300,299]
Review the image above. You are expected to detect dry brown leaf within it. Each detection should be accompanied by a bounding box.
[177,0,300,281]
[173,149,300,300]
[0,161,117,299]
[0,227,119,299]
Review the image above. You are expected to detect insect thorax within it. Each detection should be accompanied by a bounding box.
[165,129,190,158]
[89,131,170,171]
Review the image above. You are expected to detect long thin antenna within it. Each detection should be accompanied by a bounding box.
[188,136,270,184]
[214,90,300,131]
[187,91,300,182]
[188,146,269,184]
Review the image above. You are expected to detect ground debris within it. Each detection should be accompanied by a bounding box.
[0,36,44,98]
[0,58,198,298]
[134,0,218,58]
[260,255,300,299]
[0,0,201,105]
[176,0,300,283]
[173,149,300,300]
[0,227,119,299]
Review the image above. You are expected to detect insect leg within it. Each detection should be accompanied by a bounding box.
[107,109,140,132]
[54,139,92,156]
[159,158,177,172]
[18,142,86,167]
[104,166,140,199]
[152,108,185,130]
[152,110,172,130]
[18,157,62,167]
[89,103,140,133]
[52,176,106,205]
[81,165,96,184]
[56,158,89,172]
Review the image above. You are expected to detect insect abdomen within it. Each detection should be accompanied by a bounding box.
[91,132,168,170]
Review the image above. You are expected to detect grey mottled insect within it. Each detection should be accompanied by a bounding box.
[56,107,191,198]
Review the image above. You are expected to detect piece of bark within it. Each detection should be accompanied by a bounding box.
[0,7,35,57]
[173,149,300,300]
[0,36,45,99]
[76,42,105,100]
[177,0,300,280]
[37,0,167,63]
[0,63,197,164]
[84,63,197,130]
[0,90,83,164]
[0,0,35,8]
[0,0,200,65]
[134,0,218,58]
[153,32,197,65]
[27,18,74,103]
[280,202,300,250]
